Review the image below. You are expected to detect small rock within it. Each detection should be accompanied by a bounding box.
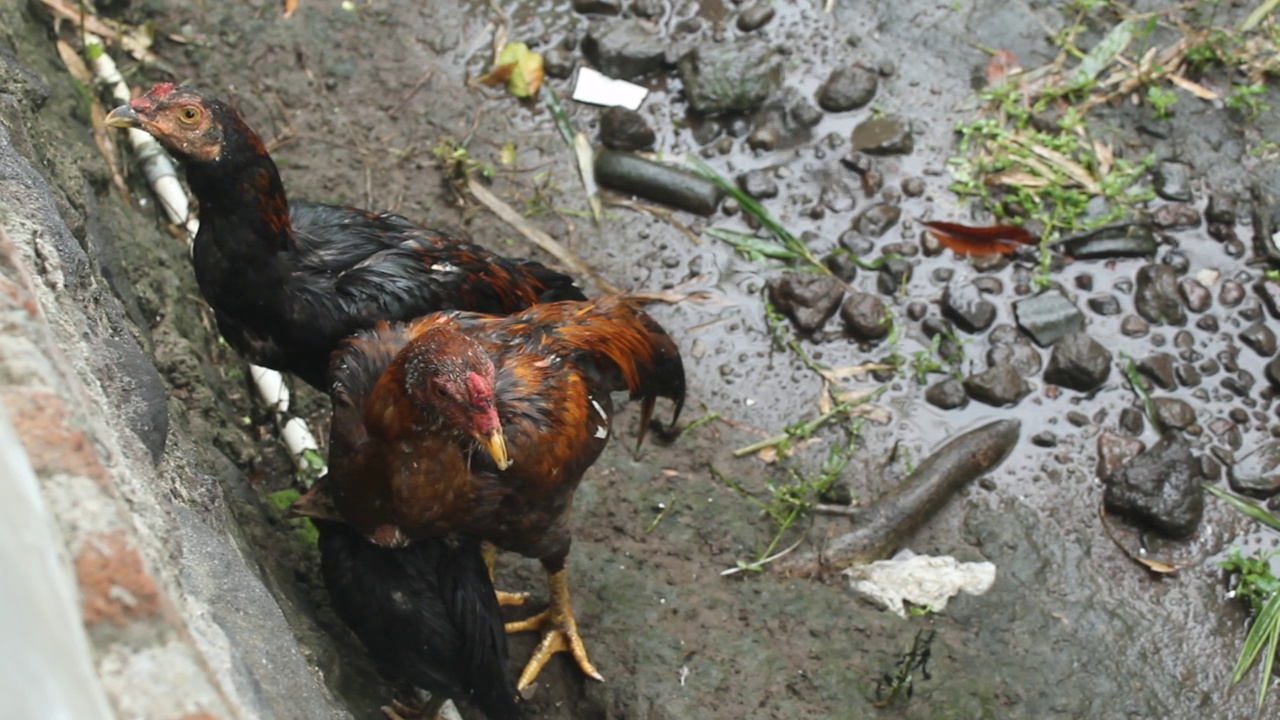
[737,169,779,200]
[1152,397,1195,430]
[972,277,1003,295]
[1067,411,1092,428]
[766,272,845,332]
[572,0,622,13]
[1240,322,1277,357]
[1137,352,1178,390]
[1120,315,1149,337]
[1014,291,1085,347]
[1177,277,1211,313]
[543,48,576,79]
[1153,161,1193,202]
[876,257,912,295]
[1134,264,1187,326]
[1195,315,1219,333]
[839,291,889,341]
[1119,407,1145,436]
[850,115,913,155]
[1087,295,1122,316]
[825,253,859,282]
[943,282,996,334]
[1176,363,1201,387]
[1219,280,1245,307]
[736,2,776,32]
[1103,434,1204,538]
[583,21,667,79]
[964,364,1030,407]
[1206,191,1237,225]
[839,230,873,256]
[901,177,925,197]
[1043,332,1112,392]
[1241,296,1266,322]
[816,66,878,112]
[1229,440,1280,498]
[906,300,928,322]
[786,94,823,128]
[599,107,656,150]
[987,328,1042,377]
[747,124,780,151]
[1151,203,1202,230]
[1162,250,1191,275]
[924,378,968,410]
[852,203,901,237]
[1032,431,1058,448]
[1267,357,1280,390]
[1097,430,1146,481]
[1255,279,1280,319]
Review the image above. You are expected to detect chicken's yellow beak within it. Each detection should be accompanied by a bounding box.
[478,428,512,470]
[103,105,142,130]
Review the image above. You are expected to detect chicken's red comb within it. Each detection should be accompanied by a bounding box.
[129,82,177,112]
[148,82,177,98]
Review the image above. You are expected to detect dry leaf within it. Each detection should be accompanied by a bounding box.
[985,49,1020,87]
[478,42,544,98]
[284,0,299,17]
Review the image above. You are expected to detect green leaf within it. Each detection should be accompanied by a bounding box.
[267,488,301,511]
[1204,484,1280,532]
[1069,19,1135,89]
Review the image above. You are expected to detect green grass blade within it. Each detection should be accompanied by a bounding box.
[1205,484,1280,533]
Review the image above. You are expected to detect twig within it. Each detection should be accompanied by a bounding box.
[466,176,618,292]
[86,36,325,480]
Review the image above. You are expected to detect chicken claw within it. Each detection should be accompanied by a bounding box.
[381,696,446,720]
[481,542,530,607]
[506,568,603,689]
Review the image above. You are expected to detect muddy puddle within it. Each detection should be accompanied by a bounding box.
[36,0,1280,717]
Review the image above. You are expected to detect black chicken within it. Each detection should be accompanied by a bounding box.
[104,83,581,389]
[312,516,521,720]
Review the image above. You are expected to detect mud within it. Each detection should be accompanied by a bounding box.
[11,0,1280,717]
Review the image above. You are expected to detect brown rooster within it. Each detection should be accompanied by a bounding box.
[297,294,685,689]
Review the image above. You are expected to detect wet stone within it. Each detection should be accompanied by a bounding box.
[988,341,1042,378]
[964,364,1030,407]
[839,230,873,256]
[1222,372,1255,399]
[787,94,823,129]
[1097,431,1145,481]
[901,177,925,197]
[817,66,878,112]
[972,277,1003,295]
[905,300,928,321]
[825,253,859,283]
[1177,277,1210,313]
[1087,295,1122,316]
[852,203,901,237]
[1240,297,1265,322]
[876,257,912,295]
[850,114,913,155]
[1229,440,1280,498]
[943,281,996,334]
[1152,397,1196,430]
[969,252,1010,273]
[583,21,667,79]
[1176,363,1201,387]
[747,124,780,151]
[1267,357,1280,390]
[1206,191,1237,225]
[631,0,662,16]
[1153,161,1193,202]
[925,377,968,410]
[1199,358,1221,377]
[1151,203,1201,230]
[1220,280,1245,307]
[543,48,576,79]
[1104,433,1204,538]
[736,2,776,32]
[1031,431,1058,448]
[1119,407,1145,436]
[1138,352,1178,390]
[737,169,779,200]
[1134,264,1187,326]
[1014,291,1085,347]
[692,119,723,145]
[920,230,943,256]
[1120,315,1149,337]
[839,291,889,341]
[766,272,845,332]
[1067,411,1091,427]
[1043,332,1112,392]
[599,107,656,151]
[678,43,781,114]
[1240,323,1277,357]
[1255,279,1280,319]
[930,268,953,285]
[1075,274,1094,291]
[572,0,622,13]
[1163,250,1189,276]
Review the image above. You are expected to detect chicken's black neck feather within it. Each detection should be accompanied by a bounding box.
[184,130,294,259]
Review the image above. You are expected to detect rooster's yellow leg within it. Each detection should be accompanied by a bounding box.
[505,566,603,689]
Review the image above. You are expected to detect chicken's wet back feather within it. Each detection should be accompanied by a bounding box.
[111,84,582,388]
[315,520,521,720]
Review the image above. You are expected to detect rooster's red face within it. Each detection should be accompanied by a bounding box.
[402,328,510,470]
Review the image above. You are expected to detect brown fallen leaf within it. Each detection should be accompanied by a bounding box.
[923,220,1037,256]
[1098,503,1182,575]
[985,49,1021,87]
[284,0,299,18]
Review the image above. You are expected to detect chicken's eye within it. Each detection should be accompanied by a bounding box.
[178,106,201,124]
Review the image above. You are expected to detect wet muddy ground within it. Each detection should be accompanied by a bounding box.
[28,0,1280,717]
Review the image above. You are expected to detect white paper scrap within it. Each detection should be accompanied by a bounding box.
[843,550,997,618]
[571,67,649,110]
